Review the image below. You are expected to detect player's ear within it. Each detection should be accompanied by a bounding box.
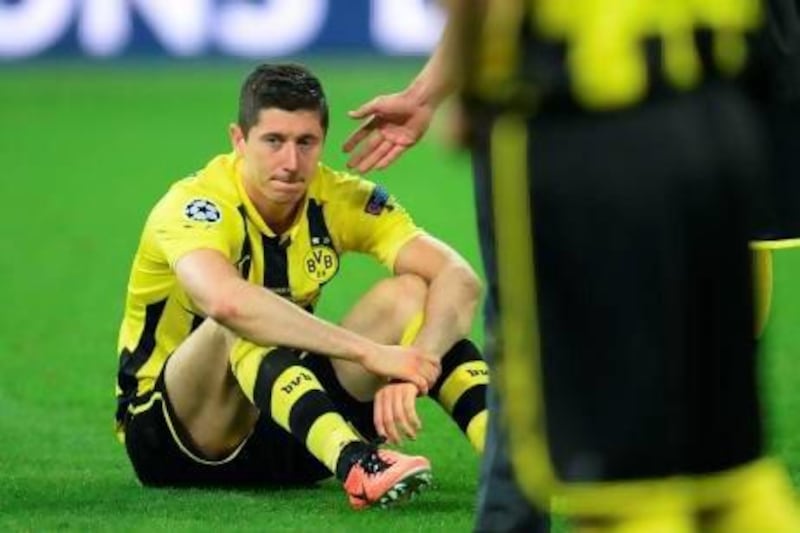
[229,123,246,155]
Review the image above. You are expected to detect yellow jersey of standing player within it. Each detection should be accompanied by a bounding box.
[457,0,762,113]
[115,152,423,435]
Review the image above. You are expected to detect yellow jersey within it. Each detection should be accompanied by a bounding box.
[456,0,762,111]
[115,152,423,433]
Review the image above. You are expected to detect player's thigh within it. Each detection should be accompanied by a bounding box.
[164,318,258,456]
[340,273,427,344]
[124,375,329,487]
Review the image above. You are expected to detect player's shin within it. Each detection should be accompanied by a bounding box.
[252,347,364,479]
[429,339,489,453]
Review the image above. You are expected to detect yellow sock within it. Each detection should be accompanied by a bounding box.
[430,339,488,454]
[240,347,362,474]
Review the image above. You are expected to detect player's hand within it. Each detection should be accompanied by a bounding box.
[374,382,422,445]
[343,92,435,173]
[361,345,440,395]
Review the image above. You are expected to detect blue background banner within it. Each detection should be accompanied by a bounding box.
[0,0,444,60]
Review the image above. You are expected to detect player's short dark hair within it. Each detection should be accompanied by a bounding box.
[238,63,329,136]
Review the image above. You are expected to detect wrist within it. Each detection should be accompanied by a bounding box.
[347,336,377,366]
[404,78,443,109]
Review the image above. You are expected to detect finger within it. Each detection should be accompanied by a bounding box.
[348,97,382,120]
[356,138,394,174]
[347,133,383,170]
[393,388,415,440]
[411,373,429,396]
[432,358,442,378]
[342,116,376,153]
[422,360,440,389]
[374,391,387,440]
[404,388,422,431]
[375,144,407,170]
[382,393,401,444]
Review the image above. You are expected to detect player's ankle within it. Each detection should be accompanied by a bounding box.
[335,440,369,481]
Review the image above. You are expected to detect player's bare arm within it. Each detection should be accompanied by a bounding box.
[393,234,481,359]
[374,234,482,443]
[343,24,455,173]
[175,247,439,392]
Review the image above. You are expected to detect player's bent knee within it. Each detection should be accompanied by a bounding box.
[197,318,236,348]
[372,274,428,323]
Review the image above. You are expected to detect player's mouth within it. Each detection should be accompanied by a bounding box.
[269,176,305,193]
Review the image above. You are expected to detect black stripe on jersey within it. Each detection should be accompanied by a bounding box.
[451,384,488,432]
[115,299,167,423]
[306,199,339,288]
[237,206,253,279]
[189,312,204,333]
[306,199,334,246]
[262,234,290,294]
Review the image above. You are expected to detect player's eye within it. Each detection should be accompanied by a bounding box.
[297,137,317,152]
[264,136,282,148]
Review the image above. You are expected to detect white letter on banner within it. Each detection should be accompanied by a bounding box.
[79,0,209,57]
[371,0,444,55]
[0,0,74,58]
[213,0,327,57]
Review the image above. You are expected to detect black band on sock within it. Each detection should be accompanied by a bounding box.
[253,346,301,413]
[289,389,335,438]
[430,339,484,399]
[452,384,488,432]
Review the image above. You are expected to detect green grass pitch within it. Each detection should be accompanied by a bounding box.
[1,59,799,531]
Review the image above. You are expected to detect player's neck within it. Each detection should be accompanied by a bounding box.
[259,200,301,235]
[242,180,301,235]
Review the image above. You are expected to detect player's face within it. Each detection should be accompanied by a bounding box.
[232,107,324,206]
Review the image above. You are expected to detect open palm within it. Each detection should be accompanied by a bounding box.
[343,92,435,173]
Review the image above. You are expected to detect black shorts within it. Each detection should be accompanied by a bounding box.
[122,354,377,488]
[481,80,765,488]
[752,99,800,243]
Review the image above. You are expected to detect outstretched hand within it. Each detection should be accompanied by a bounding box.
[343,92,435,174]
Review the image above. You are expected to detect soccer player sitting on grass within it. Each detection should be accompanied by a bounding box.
[114,63,489,509]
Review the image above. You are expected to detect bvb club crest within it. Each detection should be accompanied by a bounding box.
[303,244,339,283]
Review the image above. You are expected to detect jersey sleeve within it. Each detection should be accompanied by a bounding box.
[147,188,241,268]
[326,174,424,270]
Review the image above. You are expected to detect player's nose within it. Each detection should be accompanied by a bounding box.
[282,144,300,172]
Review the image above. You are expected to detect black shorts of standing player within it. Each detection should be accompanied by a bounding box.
[122,353,376,488]
[485,78,784,519]
[745,0,800,337]
[749,99,800,336]
[753,99,800,245]
[750,0,800,246]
